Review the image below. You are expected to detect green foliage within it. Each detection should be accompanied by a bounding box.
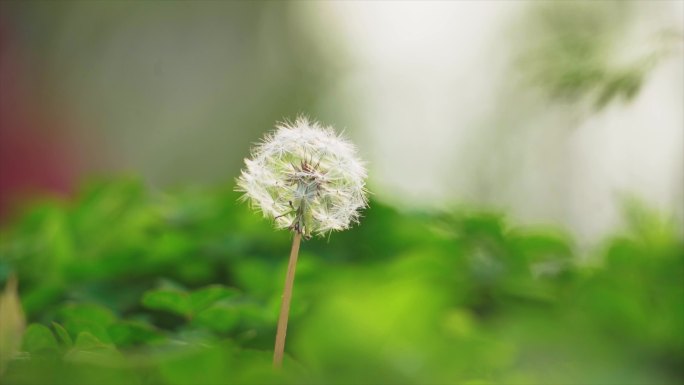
[0,179,682,384]
[21,324,58,355]
[516,1,671,110]
[142,284,239,319]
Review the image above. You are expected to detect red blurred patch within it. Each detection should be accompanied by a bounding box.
[0,16,79,221]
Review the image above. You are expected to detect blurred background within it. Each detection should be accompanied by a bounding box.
[1,1,683,385]
[2,0,682,240]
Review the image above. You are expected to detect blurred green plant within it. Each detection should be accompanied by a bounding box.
[0,178,682,384]
[516,1,679,109]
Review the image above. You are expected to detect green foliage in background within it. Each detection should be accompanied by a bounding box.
[0,179,682,384]
[517,1,677,109]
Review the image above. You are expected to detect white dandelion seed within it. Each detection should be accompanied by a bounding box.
[236,116,368,238]
[236,116,368,368]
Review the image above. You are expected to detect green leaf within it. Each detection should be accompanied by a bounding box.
[64,332,122,365]
[73,331,105,350]
[52,322,73,348]
[107,321,166,347]
[22,324,59,354]
[141,289,191,317]
[142,285,239,319]
[58,303,117,326]
[193,303,241,333]
[57,303,117,343]
[188,285,239,315]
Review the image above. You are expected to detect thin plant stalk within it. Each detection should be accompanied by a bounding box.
[236,118,367,367]
[273,232,302,368]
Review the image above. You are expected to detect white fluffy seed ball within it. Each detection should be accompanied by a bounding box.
[236,117,368,237]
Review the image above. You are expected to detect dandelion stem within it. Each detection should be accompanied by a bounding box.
[273,231,302,368]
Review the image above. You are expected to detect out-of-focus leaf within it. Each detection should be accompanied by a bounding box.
[0,276,25,373]
[64,331,122,365]
[188,285,239,315]
[51,322,73,349]
[156,344,231,385]
[21,324,58,354]
[107,321,165,347]
[142,284,239,319]
[142,288,191,318]
[57,303,117,343]
[193,302,241,333]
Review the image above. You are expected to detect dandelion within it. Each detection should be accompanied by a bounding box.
[236,116,368,367]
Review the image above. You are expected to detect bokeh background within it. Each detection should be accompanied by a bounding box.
[1,1,683,384]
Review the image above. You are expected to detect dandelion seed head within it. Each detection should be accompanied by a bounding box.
[236,117,368,237]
